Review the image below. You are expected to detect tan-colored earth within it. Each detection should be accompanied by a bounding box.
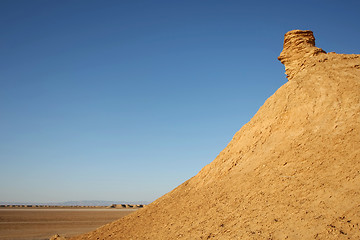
[70,30,360,239]
[0,208,135,240]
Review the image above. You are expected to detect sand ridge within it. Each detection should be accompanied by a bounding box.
[70,30,360,239]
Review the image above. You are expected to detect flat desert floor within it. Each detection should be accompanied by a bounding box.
[0,208,136,240]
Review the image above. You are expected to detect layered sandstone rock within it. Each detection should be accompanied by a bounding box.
[278,30,326,80]
[70,30,360,240]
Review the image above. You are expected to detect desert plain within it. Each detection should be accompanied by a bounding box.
[0,206,136,240]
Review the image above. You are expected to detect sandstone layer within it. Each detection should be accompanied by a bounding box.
[71,30,360,239]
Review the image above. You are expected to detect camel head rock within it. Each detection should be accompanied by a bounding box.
[69,30,360,240]
[278,30,326,80]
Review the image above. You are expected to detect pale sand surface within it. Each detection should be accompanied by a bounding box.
[0,208,136,240]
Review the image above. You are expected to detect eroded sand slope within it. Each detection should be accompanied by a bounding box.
[71,30,360,239]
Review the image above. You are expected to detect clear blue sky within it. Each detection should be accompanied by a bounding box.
[1,0,359,203]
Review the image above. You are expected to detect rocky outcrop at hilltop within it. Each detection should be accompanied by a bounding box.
[71,30,360,239]
[278,30,326,80]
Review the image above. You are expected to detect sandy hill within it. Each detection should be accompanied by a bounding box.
[71,30,360,239]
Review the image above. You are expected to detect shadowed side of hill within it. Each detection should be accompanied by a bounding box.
[70,30,360,240]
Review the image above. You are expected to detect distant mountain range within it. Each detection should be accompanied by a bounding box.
[0,200,151,206]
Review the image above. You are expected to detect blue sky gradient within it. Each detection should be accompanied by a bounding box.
[1,0,359,202]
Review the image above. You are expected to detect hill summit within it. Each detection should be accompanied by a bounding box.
[71,30,360,239]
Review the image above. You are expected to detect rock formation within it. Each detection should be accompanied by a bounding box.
[278,30,326,80]
[50,234,67,240]
[70,30,360,239]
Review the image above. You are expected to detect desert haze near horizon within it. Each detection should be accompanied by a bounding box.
[67,30,360,239]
